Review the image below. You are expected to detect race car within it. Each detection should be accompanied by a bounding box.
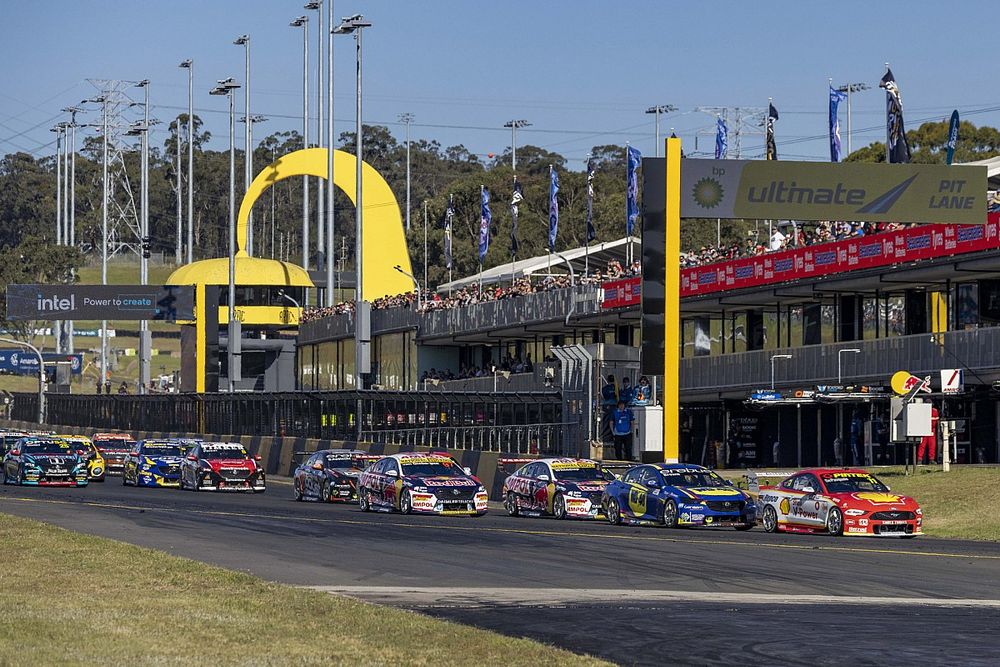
[178,441,265,492]
[357,452,488,516]
[502,457,614,519]
[58,435,106,482]
[2,437,89,487]
[757,468,922,537]
[123,439,193,488]
[92,432,137,475]
[292,449,376,502]
[0,430,29,458]
[602,463,756,529]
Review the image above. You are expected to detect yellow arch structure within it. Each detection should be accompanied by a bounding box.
[236,147,414,301]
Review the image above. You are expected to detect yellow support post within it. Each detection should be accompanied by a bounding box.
[195,282,207,394]
[663,137,681,463]
[930,292,948,334]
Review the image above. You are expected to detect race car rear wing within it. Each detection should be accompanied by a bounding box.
[496,457,638,480]
[744,470,797,494]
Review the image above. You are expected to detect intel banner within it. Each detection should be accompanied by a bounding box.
[0,350,83,375]
[5,285,195,321]
[679,159,987,224]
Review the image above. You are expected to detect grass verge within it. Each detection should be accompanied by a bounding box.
[0,513,608,666]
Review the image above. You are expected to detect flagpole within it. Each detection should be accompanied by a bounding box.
[767,96,773,239]
[511,175,517,287]
[624,143,631,266]
[884,63,890,163]
[479,184,484,292]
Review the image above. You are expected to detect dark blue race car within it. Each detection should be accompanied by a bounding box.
[122,439,196,488]
[601,463,756,530]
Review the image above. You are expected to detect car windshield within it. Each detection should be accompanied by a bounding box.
[142,443,186,457]
[201,447,248,460]
[96,438,134,449]
[23,441,74,454]
[661,470,730,488]
[821,473,890,493]
[400,459,464,477]
[551,465,612,482]
[324,456,358,469]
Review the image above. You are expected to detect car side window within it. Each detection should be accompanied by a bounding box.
[385,460,399,476]
[803,474,821,492]
[372,459,388,474]
[781,476,799,490]
[536,464,552,480]
[792,475,813,492]
[518,463,536,478]
[623,467,643,484]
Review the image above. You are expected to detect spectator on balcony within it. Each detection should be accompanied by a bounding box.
[619,376,634,406]
[611,400,635,461]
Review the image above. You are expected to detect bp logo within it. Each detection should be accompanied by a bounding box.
[692,177,724,209]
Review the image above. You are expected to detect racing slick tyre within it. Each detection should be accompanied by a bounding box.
[122,471,129,486]
[399,490,413,515]
[359,490,371,512]
[293,480,304,501]
[504,492,520,517]
[762,505,778,533]
[661,499,679,528]
[605,498,623,525]
[735,523,754,531]
[95,475,105,483]
[321,481,332,503]
[552,494,567,520]
[826,507,844,536]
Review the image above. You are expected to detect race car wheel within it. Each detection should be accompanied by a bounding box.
[293,480,303,501]
[762,505,778,533]
[321,481,332,502]
[662,499,678,528]
[359,490,371,512]
[826,507,844,536]
[504,492,520,517]
[605,498,622,525]
[552,494,567,520]
[400,490,413,515]
[122,471,129,486]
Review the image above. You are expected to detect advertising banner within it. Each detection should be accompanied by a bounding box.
[681,216,1000,297]
[5,285,194,321]
[601,277,642,309]
[679,158,987,224]
[0,350,83,375]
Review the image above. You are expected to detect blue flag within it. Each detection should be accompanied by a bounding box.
[478,186,491,262]
[585,157,597,243]
[946,110,960,165]
[829,86,847,162]
[626,145,641,236]
[548,167,559,251]
[510,179,522,256]
[715,118,728,159]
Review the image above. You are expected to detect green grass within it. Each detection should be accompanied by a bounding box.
[0,513,608,667]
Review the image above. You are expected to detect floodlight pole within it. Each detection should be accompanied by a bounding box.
[645,105,677,157]
[325,0,336,307]
[399,112,414,231]
[290,15,310,271]
[179,59,195,264]
[504,119,530,171]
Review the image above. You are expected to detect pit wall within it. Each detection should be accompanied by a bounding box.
[0,418,530,500]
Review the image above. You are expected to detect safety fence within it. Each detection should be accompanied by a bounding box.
[361,422,574,455]
[10,389,569,452]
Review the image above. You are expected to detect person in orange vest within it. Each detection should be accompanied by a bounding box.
[917,405,939,464]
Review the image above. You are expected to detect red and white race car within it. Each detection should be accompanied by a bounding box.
[501,457,614,520]
[757,468,922,537]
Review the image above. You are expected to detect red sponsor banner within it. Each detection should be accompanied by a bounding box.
[602,216,1000,304]
[601,276,642,309]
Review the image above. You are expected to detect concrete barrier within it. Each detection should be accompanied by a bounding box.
[0,418,534,499]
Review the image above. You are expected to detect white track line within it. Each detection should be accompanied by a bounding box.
[309,586,1000,608]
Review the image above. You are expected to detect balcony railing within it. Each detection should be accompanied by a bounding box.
[681,327,1000,392]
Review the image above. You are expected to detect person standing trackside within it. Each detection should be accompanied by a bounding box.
[619,377,634,407]
[632,376,651,406]
[611,400,635,461]
[601,374,618,441]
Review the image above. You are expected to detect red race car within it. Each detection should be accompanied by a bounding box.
[92,432,136,476]
[758,468,922,537]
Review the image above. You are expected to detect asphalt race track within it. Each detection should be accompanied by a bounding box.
[3,480,1000,666]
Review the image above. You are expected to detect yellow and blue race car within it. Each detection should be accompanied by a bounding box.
[602,463,757,530]
[57,435,106,482]
[122,439,195,488]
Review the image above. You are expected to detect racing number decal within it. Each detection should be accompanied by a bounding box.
[545,483,556,514]
[628,486,647,517]
[393,478,404,509]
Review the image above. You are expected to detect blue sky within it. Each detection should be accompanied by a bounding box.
[2,0,997,167]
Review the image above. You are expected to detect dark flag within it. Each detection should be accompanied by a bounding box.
[879,69,911,164]
[766,102,779,160]
[510,179,523,256]
[548,166,559,252]
[585,157,597,243]
[946,110,960,165]
[670,131,686,158]
[626,145,641,236]
[829,86,847,162]
[478,186,491,262]
[443,195,454,270]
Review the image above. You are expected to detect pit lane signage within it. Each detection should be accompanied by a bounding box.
[941,369,964,394]
[5,285,194,321]
[680,159,986,224]
[0,350,83,375]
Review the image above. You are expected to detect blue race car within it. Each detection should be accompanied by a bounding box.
[122,439,195,488]
[601,463,756,530]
